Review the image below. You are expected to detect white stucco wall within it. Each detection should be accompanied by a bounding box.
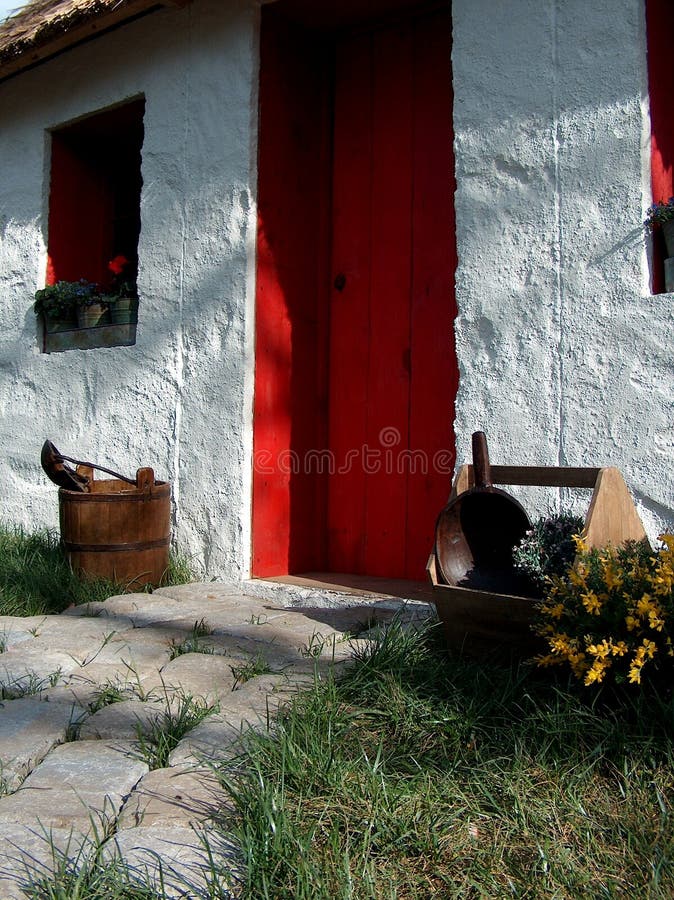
[0,0,259,578]
[452,0,673,539]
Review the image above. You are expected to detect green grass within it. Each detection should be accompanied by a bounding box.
[230,652,273,689]
[134,691,218,770]
[214,619,674,899]
[21,827,162,900]
[0,523,195,617]
[168,617,215,660]
[20,823,235,900]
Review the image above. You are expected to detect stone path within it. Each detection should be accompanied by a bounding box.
[0,582,430,898]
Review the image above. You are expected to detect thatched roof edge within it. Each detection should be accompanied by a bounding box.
[0,0,189,80]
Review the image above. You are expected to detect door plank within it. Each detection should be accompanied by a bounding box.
[406,9,457,577]
[364,23,414,575]
[328,32,374,573]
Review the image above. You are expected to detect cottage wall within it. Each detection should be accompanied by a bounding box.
[452,0,673,537]
[0,0,671,583]
[0,0,259,578]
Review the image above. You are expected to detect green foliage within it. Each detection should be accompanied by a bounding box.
[535,535,674,689]
[513,511,585,594]
[33,280,97,317]
[0,668,63,699]
[87,681,131,714]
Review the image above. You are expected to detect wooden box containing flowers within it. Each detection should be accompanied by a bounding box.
[428,436,654,675]
[34,256,139,353]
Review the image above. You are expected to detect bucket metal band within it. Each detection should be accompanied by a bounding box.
[63,536,170,553]
[58,489,169,502]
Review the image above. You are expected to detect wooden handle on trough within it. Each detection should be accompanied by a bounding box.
[472,431,493,489]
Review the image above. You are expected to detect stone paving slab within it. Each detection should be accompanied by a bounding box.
[106,824,239,899]
[0,696,77,792]
[65,660,158,695]
[12,615,126,645]
[117,765,232,829]
[70,628,175,670]
[0,617,55,651]
[147,652,239,701]
[0,824,85,898]
[78,698,167,741]
[60,604,136,629]
[0,742,148,832]
[153,584,252,603]
[0,648,79,697]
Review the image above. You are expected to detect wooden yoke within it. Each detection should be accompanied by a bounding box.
[446,464,647,549]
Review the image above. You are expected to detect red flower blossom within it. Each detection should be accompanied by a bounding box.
[108,255,129,276]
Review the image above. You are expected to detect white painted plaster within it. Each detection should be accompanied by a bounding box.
[0,0,260,579]
[451,0,673,540]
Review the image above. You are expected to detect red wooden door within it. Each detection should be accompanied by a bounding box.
[327,9,457,579]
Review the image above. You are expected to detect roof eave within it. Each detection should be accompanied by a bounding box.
[0,0,192,83]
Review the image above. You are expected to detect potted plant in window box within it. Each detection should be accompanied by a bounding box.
[644,197,674,258]
[104,255,139,325]
[63,280,108,328]
[34,281,81,332]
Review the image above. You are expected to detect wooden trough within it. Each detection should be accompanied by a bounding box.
[428,464,649,657]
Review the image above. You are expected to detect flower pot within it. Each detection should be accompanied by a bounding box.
[663,220,674,258]
[109,297,139,325]
[77,302,110,328]
[43,311,77,333]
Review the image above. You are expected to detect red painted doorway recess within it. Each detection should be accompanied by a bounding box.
[253,1,458,580]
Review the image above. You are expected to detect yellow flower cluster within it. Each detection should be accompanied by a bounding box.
[534,534,674,690]
[627,639,657,684]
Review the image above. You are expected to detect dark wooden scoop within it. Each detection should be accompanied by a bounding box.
[434,431,532,593]
[41,440,136,492]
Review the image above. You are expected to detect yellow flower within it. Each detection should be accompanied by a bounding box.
[642,638,657,659]
[659,533,674,553]
[649,561,673,595]
[625,614,639,632]
[648,611,665,632]
[584,658,609,686]
[550,633,571,656]
[587,640,611,659]
[536,653,563,668]
[636,594,655,617]
[545,602,565,620]
[569,566,587,588]
[582,591,601,615]
[568,651,588,679]
[611,641,628,657]
[572,534,588,554]
[628,665,642,684]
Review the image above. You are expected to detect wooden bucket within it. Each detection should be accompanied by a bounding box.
[59,466,171,588]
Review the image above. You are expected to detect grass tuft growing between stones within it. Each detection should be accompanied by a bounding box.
[214,618,674,899]
[0,522,195,617]
[230,653,273,690]
[168,618,215,660]
[135,691,218,770]
[20,829,161,900]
